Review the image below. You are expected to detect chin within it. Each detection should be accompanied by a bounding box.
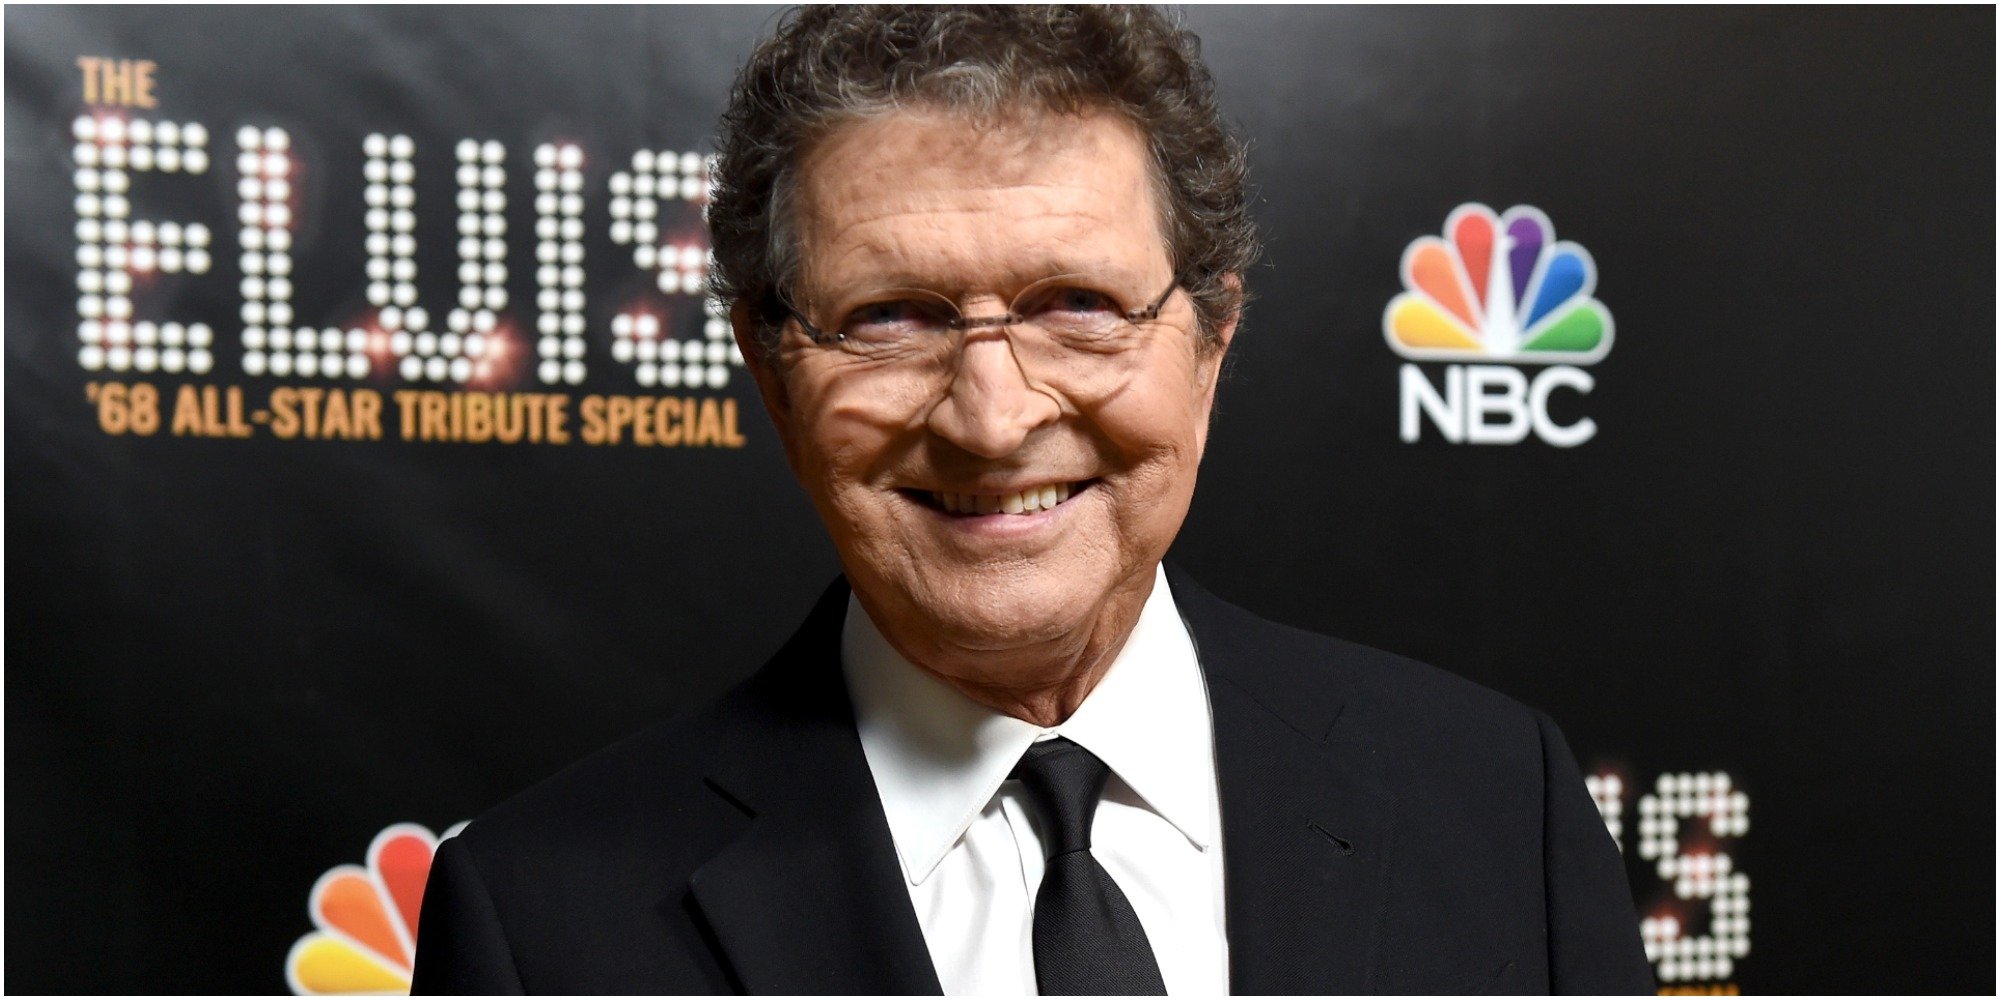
[908,560,1107,652]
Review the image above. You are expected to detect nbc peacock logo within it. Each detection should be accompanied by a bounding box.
[285,821,465,995]
[1384,204,1614,447]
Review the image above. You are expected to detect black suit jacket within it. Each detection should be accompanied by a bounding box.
[412,567,1654,994]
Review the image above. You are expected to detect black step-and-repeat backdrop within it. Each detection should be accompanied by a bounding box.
[7,7,1993,994]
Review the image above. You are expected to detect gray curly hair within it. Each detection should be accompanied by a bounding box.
[706,4,1259,356]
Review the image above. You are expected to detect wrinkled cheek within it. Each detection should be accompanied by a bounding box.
[1086,391,1206,559]
[1082,388,1207,477]
[790,384,901,482]
[783,406,922,574]
[1070,345,1206,438]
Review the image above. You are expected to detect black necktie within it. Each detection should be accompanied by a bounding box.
[1010,737,1169,996]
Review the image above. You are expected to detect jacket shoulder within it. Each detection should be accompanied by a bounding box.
[453,578,854,870]
[415,681,774,993]
[1310,625,1546,751]
[416,578,863,993]
[1168,566,1545,754]
[449,670,782,874]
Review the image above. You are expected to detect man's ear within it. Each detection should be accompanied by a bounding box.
[732,298,793,440]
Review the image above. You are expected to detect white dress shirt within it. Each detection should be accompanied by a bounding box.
[841,564,1229,996]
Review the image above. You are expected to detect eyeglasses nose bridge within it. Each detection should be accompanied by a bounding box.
[951,311,1023,333]
[942,308,1047,394]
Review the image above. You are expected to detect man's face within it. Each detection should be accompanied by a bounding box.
[741,108,1235,674]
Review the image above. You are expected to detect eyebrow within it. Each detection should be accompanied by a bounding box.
[806,256,1155,306]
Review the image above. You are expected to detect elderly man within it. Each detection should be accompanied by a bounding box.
[413,7,1652,995]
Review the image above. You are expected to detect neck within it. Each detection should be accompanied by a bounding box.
[861,567,1157,728]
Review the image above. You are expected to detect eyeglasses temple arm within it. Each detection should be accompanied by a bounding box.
[1129,278,1181,321]
[779,297,832,343]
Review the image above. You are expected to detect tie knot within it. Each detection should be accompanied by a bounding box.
[1010,737,1112,859]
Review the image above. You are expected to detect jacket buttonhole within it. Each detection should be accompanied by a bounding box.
[1308,821,1356,855]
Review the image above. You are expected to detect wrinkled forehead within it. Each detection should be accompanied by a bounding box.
[790,108,1172,299]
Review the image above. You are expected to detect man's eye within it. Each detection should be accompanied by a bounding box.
[1033,287,1119,317]
[839,300,944,342]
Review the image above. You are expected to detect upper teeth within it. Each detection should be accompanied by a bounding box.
[932,482,1075,515]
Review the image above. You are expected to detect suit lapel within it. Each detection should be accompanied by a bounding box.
[1168,565,1398,995]
[686,578,943,995]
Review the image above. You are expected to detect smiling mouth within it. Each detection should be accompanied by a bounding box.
[907,480,1092,516]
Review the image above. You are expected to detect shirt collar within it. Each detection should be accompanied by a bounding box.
[841,563,1216,886]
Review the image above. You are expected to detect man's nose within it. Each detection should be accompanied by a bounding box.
[925,330,1061,458]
